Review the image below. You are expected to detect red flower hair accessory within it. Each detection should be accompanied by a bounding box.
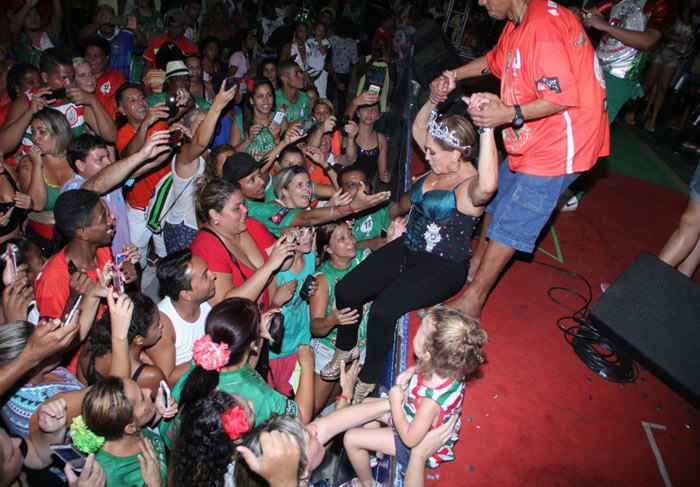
[221,405,250,441]
[192,334,231,371]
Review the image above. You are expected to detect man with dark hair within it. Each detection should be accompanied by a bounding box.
[84,37,125,109]
[34,190,115,321]
[337,165,406,250]
[0,48,117,156]
[276,60,310,123]
[142,9,198,79]
[183,0,202,43]
[63,131,171,255]
[146,249,215,386]
[114,82,171,267]
[78,4,147,80]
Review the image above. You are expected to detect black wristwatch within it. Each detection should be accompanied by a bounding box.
[511,104,524,129]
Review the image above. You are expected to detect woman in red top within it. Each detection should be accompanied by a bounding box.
[189,177,296,308]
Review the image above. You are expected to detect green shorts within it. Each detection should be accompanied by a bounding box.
[604,71,645,124]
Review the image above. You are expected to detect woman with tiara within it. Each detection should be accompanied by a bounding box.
[322,79,499,403]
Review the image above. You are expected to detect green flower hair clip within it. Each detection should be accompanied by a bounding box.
[70,415,105,453]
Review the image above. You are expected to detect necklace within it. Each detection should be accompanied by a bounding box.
[514,0,529,26]
[430,171,459,187]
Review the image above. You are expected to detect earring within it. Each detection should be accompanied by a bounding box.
[253,344,259,352]
[214,219,220,225]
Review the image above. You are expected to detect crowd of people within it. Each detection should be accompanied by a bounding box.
[0,0,698,486]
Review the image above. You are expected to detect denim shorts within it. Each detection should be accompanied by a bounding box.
[486,161,580,253]
[690,163,700,204]
[393,431,412,470]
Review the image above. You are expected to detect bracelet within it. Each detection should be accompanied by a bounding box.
[478,127,494,134]
[329,206,335,219]
[337,205,347,218]
[335,394,350,404]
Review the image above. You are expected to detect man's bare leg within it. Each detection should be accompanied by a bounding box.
[447,239,516,320]
[468,213,492,282]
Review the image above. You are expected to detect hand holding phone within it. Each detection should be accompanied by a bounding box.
[159,380,171,407]
[50,445,87,473]
[273,109,286,125]
[110,263,125,294]
[63,295,83,327]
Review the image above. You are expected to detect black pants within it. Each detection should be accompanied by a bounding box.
[335,239,469,383]
[327,72,351,117]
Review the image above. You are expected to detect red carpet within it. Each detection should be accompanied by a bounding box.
[405,156,700,485]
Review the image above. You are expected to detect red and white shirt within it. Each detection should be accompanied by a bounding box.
[486,0,609,176]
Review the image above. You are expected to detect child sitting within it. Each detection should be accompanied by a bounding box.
[343,307,487,485]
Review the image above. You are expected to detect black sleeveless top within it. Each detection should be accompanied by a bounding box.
[353,131,380,179]
[0,171,27,237]
[86,353,149,385]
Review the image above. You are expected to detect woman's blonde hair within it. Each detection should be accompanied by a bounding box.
[420,306,487,380]
[431,114,476,161]
[82,377,134,441]
[31,107,73,156]
[273,165,309,200]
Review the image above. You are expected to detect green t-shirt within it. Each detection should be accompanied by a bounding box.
[131,9,165,36]
[271,251,316,359]
[12,30,62,67]
[95,429,166,487]
[264,174,276,202]
[146,91,211,109]
[314,248,371,349]
[352,205,391,242]
[234,113,276,161]
[159,363,297,449]
[246,200,301,237]
[274,88,309,123]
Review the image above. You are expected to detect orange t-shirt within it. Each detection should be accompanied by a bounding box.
[486,0,609,176]
[116,121,170,209]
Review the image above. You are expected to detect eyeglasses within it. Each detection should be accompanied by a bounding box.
[297,227,315,235]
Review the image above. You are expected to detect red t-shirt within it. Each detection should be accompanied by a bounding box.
[143,34,198,64]
[116,121,170,209]
[486,0,609,176]
[35,246,113,320]
[189,218,276,310]
[96,69,125,119]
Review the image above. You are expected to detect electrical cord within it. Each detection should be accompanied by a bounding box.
[534,260,638,383]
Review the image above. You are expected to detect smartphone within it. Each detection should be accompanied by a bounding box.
[67,260,78,275]
[64,295,83,327]
[268,312,285,353]
[298,116,317,136]
[272,109,286,125]
[50,445,87,473]
[299,274,316,303]
[159,380,171,407]
[165,92,178,117]
[223,76,237,91]
[108,15,128,26]
[368,84,381,95]
[43,87,66,100]
[3,243,18,281]
[168,129,183,145]
[110,263,125,294]
[286,233,298,244]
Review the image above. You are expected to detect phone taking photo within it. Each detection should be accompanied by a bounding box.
[50,445,87,473]
[159,380,171,407]
[110,263,125,294]
[272,109,286,125]
[64,295,83,327]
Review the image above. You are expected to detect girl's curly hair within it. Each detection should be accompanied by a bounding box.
[420,306,488,380]
[171,390,243,487]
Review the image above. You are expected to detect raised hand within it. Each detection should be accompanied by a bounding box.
[64,453,106,487]
[137,436,163,487]
[37,398,67,434]
[267,235,296,268]
[328,188,352,208]
[271,278,297,308]
[106,288,133,342]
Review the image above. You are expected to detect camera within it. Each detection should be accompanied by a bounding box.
[165,93,178,117]
[299,275,316,302]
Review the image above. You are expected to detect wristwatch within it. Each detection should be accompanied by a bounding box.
[511,104,524,130]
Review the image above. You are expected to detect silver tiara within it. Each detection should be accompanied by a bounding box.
[427,110,470,150]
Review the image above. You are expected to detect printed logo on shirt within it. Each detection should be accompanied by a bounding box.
[359,217,374,234]
[100,81,111,95]
[547,0,559,16]
[66,106,78,126]
[270,207,292,224]
[535,77,561,94]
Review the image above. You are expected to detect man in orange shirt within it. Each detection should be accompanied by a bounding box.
[433,0,609,321]
[115,82,171,267]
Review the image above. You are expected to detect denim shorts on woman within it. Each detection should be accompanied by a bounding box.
[690,163,700,204]
[486,161,580,253]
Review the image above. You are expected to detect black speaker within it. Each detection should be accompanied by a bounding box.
[411,22,462,89]
[589,251,700,409]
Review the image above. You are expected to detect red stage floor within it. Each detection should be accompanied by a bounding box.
[405,157,700,486]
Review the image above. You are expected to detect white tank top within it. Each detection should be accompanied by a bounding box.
[158,296,212,366]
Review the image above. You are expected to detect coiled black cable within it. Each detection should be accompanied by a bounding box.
[534,260,638,383]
